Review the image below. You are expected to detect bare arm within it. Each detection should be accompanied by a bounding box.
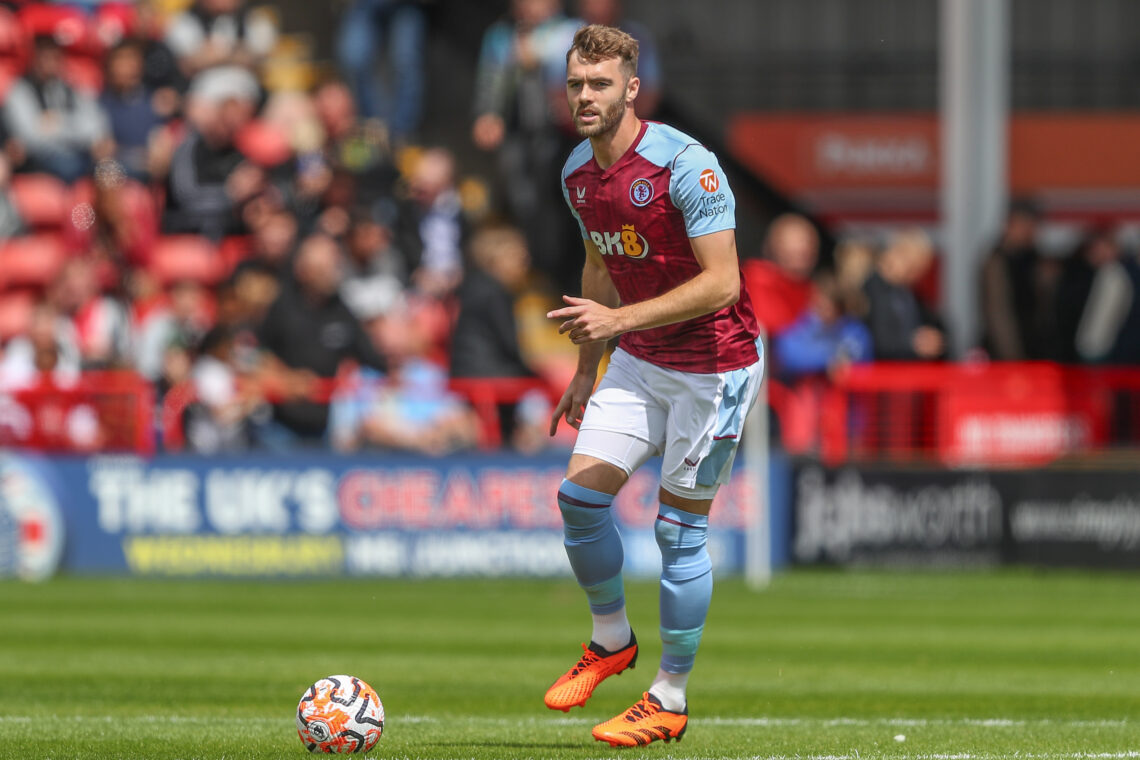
[547,231,742,434]
[548,240,618,434]
[548,229,741,345]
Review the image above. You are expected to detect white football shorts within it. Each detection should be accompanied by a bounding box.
[573,342,765,500]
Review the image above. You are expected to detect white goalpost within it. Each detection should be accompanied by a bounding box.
[743,334,771,590]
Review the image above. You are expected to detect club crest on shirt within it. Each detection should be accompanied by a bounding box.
[699,169,721,193]
[629,178,654,207]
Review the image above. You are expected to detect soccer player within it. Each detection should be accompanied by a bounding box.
[544,23,764,747]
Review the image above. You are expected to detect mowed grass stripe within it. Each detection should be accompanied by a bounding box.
[1,571,1139,759]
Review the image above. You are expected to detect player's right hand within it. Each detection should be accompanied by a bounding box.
[549,375,595,436]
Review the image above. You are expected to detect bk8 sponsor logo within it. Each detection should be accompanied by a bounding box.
[589,224,649,259]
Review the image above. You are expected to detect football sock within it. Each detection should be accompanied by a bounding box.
[655,504,712,677]
[557,479,627,634]
[591,608,632,653]
[649,668,690,712]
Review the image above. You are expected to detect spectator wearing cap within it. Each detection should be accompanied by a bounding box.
[162,65,265,238]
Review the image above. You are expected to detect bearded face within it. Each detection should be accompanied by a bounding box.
[573,90,627,138]
[566,53,637,140]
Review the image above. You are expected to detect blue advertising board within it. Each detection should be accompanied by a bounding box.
[0,451,791,578]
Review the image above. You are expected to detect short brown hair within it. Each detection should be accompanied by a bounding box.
[566,24,639,79]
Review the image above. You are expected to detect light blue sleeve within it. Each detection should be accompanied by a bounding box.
[668,144,735,238]
[561,177,588,239]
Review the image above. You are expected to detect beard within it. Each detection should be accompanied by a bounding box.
[574,97,627,138]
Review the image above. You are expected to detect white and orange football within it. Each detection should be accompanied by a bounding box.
[296,675,385,754]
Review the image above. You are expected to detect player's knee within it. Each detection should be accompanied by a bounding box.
[558,479,615,543]
[654,508,711,583]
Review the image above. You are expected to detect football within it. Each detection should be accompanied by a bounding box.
[296,675,385,753]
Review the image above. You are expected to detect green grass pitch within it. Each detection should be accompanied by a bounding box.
[2,570,1140,759]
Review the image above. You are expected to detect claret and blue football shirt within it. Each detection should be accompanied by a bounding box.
[561,120,760,373]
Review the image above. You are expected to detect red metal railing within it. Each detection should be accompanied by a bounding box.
[0,371,154,455]
[161,373,556,452]
[773,362,1140,467]
[13,363,1140,464]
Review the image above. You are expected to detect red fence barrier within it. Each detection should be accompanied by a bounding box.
[12,364,1140,464]
[780,362,1140,467]
[0,371,154,455]
[161,374,556,453]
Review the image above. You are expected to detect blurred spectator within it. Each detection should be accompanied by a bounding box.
[219,260,278,330]
[67,160,160,279]
[134,279,213,382]
[244,202,298,275]
[979,199,1059,361]
[472,0,577,289]
[340,207,405,322]
[255,232,388,447]
[0,301,80,390]
[571,0,661,117]
[313,78,399,211]
[400,146,464,297]
[185,323,256,452]
[163,65,264,238]
[164,0,278,79]
[771,270,872,455]
[133,2,189,111]
[99,39,166,181]
[331,303,479,455]
[335,0,428,142]
[450,223,543,448]
[0,153,25,239]
[774,270,873,382]
[863,229,947,361]
[1056,226,1140,364]
[834,237,874,319]
[743,213,819,337]
[3,35,111,182]
[48,257,132,368]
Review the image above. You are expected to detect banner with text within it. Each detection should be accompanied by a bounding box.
[0,452,788,578]
[793,464,1140,569]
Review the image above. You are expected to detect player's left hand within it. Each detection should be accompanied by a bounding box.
[548,296,625,344]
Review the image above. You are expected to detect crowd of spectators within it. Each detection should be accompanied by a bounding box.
[2,0,1133,459]
[0,0,632,454]
[754,201,1140,453]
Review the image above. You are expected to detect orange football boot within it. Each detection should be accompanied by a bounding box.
[591,692,688,747]
[543,632,638,711]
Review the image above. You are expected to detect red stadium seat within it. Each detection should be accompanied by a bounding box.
[17,3,96,55]
[219,235,254,271]
[0,234,68,290]
[0,7,28,63]
[235,120,293,168]
[93,3,137,48]
[149,235,226,287]
[10,173,69,230]
[0,290,36,341]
